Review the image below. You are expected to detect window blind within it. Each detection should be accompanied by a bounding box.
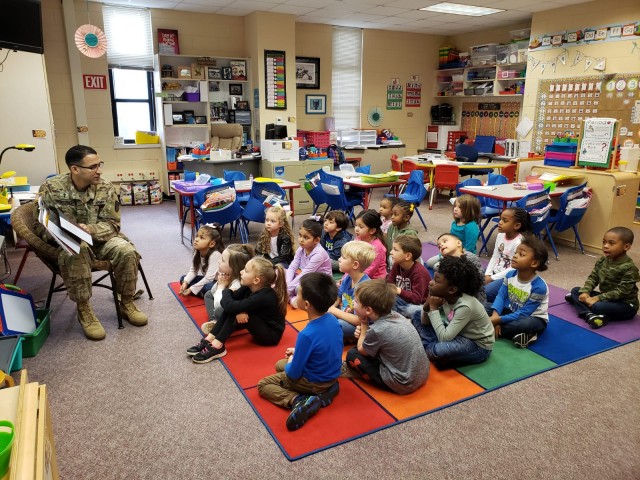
[332,27,362,131]
[102,5,153,70]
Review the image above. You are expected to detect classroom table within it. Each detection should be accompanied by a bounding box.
[172,179,300,243]
[329,171,407,209]
[403,155,513,189]
[459,183,570,210]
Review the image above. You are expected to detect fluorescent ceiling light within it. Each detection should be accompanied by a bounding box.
[420,2,504,16]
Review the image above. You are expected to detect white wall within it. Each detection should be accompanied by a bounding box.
[0,50,58,184]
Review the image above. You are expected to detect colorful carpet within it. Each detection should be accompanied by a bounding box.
[169,243,640,460]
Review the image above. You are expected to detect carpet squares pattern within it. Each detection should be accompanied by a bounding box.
[169,244,640,460]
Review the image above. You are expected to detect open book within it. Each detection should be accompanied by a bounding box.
[38,197,93,255]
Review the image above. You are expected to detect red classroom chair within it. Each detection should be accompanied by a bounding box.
[429,164,459,209]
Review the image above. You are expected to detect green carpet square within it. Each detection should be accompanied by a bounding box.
[457,339,557,389]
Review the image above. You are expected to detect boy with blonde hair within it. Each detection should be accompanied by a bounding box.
[387,234,431,319]
[344,280,429,394]
[328,240,376,341]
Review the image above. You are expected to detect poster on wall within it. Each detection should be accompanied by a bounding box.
[405,83,421,107]
[158,29,179,55]
[265,50,286,110]
[577,117,618,167]
[387,83,402,110]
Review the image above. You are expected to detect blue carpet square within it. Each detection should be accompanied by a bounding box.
[528,314,619,364]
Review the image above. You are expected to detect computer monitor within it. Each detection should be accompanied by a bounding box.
[265,124,288,140]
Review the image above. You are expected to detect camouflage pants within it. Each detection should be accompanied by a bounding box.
[58,237,140,304]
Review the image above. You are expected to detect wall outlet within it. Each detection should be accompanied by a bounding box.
[276,116,283,125]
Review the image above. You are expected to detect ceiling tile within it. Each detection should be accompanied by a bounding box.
[269,4,316,14]
[282,0,336,7]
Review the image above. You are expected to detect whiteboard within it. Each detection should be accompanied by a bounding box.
[0,50,58,185]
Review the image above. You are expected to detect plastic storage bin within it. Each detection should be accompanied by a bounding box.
[0,336,22,373]
[135,131,160,144]
[297,130,331,148]
[183,92,200,102]
[20,309,51,357]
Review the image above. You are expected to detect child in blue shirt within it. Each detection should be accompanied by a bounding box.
[327,240,376,341]
[487,234,549,348]
[258,272,343,431]
[320,210,353,272]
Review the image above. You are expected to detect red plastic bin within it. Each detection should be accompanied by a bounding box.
[297,130,331,148]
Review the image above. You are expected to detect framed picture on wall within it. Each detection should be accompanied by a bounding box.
[208,67,222,80]
[222,67,232,80]
[178,66,191,79]
[296,57,320,89]
[194,116,207,124]
[191,64,205,80]
[305,94,326,114]
[229,83,243,96]
[230,60,247,80]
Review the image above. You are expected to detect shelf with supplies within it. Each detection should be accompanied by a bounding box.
[435,63,526,98]
[155,53,252,194]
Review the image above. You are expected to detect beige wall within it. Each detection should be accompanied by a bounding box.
[39,0,639,171]
[522,0,640,149]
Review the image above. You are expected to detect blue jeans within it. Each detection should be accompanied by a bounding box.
[394,296,423,320]
[567,286,637,321]
[483,303,547,339]
[485,278,503,303]
[411,310,492,369]
[339,318,357,341]
[179,275,214,297]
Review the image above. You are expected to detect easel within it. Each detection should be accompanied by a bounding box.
[573,118,620,172]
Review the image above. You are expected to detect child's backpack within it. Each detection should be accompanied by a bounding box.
[327,144,346,167]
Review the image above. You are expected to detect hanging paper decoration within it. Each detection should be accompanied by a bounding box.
[573,51,585,66]
[540,63,546,74]
[559,51,567,65]
[405,82,421,108]
[530,57,540,71]
[593,58,606,71]
[551,60,557,73]
[75,24,107,58]
[584,57,593,71]
[386,83,402,110]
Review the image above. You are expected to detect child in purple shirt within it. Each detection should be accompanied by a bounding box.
[287,218,332,306]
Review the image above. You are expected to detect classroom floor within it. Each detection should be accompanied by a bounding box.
[6,189,640,479]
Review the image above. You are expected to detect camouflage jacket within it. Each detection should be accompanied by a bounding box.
[580,254,640,310]
[36,174,121,245]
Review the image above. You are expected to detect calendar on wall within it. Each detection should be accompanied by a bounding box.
[532,73,640,154]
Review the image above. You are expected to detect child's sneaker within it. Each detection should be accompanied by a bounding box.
[512,332,538,348]
[586,313,607,329]
[340,361,361,379]
[186,338,210,356]
[564,292,573,303]
[200,320,216,334]
[286,395,321,431]
[317,382,340,407]
[192,343,227,363]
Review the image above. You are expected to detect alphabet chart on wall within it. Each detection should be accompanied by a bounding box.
[532,73,640,153]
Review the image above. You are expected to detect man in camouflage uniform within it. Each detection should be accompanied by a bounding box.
[36,145,148,340]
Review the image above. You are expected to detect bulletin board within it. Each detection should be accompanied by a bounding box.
[460,102,521,139]
[532,73,640,153]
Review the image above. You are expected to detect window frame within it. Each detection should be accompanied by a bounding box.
[108,68,156,143]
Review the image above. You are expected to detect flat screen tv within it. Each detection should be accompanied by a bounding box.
[0,0,44,54]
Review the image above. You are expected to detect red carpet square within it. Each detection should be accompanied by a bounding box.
[221,325,299,389]
[244,379,395,459]
[354,363,485,420]
[168,282,205,308]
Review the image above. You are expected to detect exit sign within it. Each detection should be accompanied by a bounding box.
[83,74,107,89]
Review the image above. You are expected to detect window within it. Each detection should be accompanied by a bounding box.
[331,27,363,131]
[103,6,155,142]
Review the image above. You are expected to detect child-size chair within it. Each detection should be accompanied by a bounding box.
[395,170,428,230]
[319,170,364,223]
[195,181,248,243]
[429,164,459,209]
[304,169,329,216]
[545,182,590,258]
[223,170,250,204]
[241,181,287,231]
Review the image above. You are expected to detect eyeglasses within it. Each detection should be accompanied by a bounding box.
[75,161,104,171]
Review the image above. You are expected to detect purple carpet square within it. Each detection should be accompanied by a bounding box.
[528,315,619,364]
[549,301,640,343]
[421,242,440,262]
[548,284,569,307]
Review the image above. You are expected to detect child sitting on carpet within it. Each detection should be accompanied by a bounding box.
[413,256,494,369]
[484,207,532,303]
[255,206,295,268]
[354,209,387,279]
[426,195,480,268]
[387,234,430,320]
[179,223,224,297]
[379,196,398,234]
[328,240,375,341]
[386,201,419,257]
[427,233,486,303]
[565,226,639,329]
[201,244,255,334]
[286,218,332,307]
[258,272,343,431]
[343,279,429,394]
[188,257,288,363]
[487,234,549,349]
[320,210,352,272]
